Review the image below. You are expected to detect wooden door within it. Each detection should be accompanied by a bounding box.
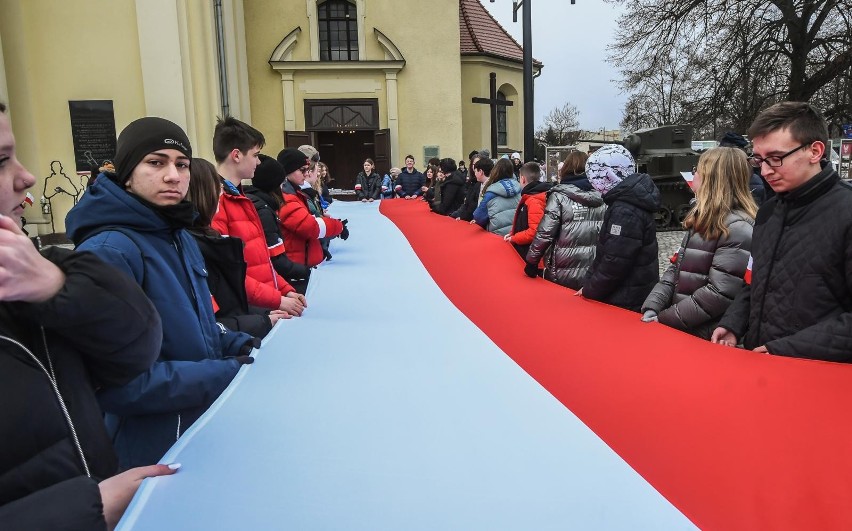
[284,131,311,148]
[316,130,375,196]
[373,129,391,175]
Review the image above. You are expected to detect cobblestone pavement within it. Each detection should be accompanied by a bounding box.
[657,230,686,276]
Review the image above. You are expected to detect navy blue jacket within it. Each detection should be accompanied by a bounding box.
[66,174,248,468]
[396,168,425,197]
[560,172,594,191]
[749,171,767,206]
[583,173,661,312]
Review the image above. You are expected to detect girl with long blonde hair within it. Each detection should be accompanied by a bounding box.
[641,147,757,339]
[683,147,758,240]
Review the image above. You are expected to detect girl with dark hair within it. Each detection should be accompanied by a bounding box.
[316,162,333,208]
[424,164,443,209]
[355,158,381,202]
[472,158,522,235]
[421,165,435,202]
[525,159,606,289]
[558,151,593,191]
[186,157,289,338]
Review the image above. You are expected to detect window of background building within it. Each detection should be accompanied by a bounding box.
[318,0,359,61]
[497,91,508,146]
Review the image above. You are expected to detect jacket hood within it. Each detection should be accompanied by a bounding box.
[551,183,604,208]
[603,173,661,212]
[281,179,300,196]
[446,170,465,186]
[559,172,593,191]
[244,185,278,211]
[521,181,553,196]
[486,178,521,198]
[66,173,171,244]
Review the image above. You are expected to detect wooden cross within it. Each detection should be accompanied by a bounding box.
[472,72,513,157]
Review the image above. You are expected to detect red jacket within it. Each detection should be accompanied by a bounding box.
[279,181,344,267]
[212,181,294,309]
[510,191,548,246]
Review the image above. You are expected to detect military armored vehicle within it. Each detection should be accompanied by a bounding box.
[623,125,699,229]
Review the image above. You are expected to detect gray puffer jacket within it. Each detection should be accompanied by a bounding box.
[526,184,606,290]
[642,209,754,339]
[484,179,521,235]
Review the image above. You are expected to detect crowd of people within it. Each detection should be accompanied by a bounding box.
[0,107,348,527]
[2,99,850,527]
[403,102,852,362]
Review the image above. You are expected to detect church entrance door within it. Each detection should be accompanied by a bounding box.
[290,99,391,198]
[316,130,375,192]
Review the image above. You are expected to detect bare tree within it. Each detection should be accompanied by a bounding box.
[607,0,852,136]
[536,102,583,145]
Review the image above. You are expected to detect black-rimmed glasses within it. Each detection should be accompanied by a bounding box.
[747,143,809,168]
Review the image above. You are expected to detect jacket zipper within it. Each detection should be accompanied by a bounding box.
[0,331,91,478]
[173,234,198,304]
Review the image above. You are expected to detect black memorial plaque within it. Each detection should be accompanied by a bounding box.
[69,100,116,173]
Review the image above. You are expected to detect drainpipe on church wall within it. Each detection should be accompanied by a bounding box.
[214,0,230,118]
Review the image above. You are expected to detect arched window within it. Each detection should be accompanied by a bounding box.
[497,91,508,146]
[318,0,358,61]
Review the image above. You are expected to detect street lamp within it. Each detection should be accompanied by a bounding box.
[489,0,575,162]
[711,67,718,140]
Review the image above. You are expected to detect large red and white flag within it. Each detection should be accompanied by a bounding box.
[120,200,852,531]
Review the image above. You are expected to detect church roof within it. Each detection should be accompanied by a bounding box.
[459,0,542,66]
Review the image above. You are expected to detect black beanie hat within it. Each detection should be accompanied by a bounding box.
[114,117,192,185]
[277,148,309,175]
[719,132,749,150]
[253,154,285,193]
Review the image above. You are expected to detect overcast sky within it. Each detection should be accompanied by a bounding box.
[483,0,627,132]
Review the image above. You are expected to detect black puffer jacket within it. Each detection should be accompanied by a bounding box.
[244,186,310,281]
[583,173,661,312]
[0,248,161,530]
[355,171,382,200]
[642,210,754,339]
[718,164,852,360]
[396,169,425,197]
[190,231,273,339]
[435,170,466,215]
[527,183,606,290]
[451,179,482,221]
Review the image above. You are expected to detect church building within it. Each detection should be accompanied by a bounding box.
[0,0,539,234]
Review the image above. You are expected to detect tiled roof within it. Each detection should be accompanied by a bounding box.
[459,0,541,66]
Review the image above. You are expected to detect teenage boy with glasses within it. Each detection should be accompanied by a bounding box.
[711,102,852,361]
[276,148,347,272]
